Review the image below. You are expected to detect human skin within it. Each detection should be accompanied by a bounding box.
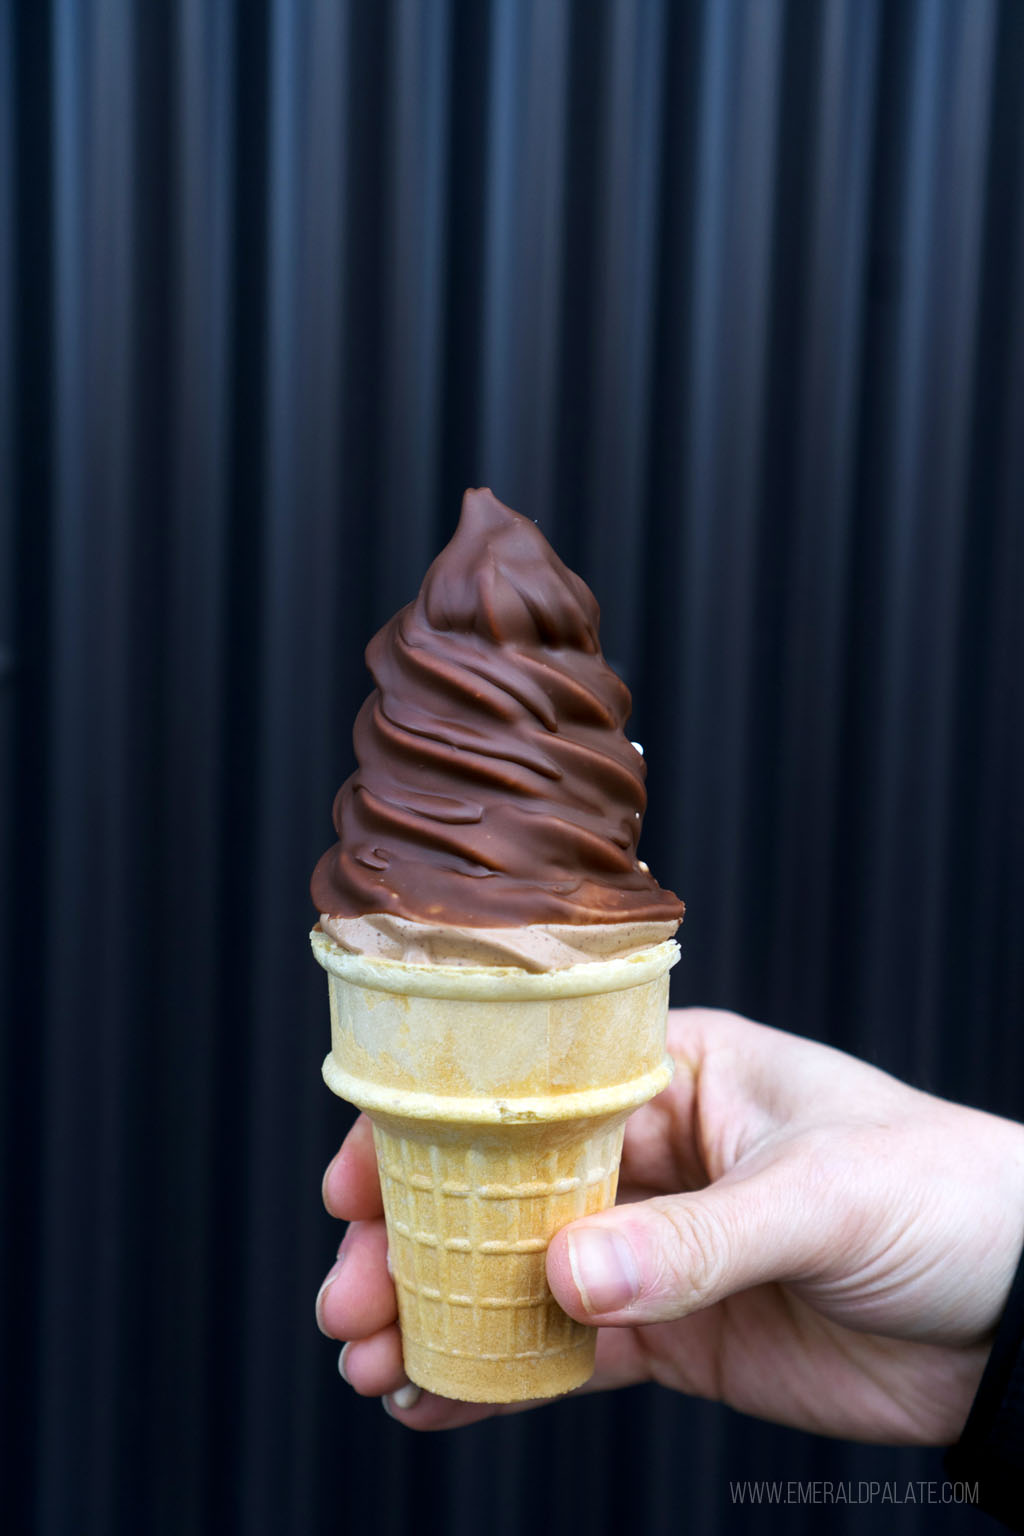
[316,1008,1024,1440]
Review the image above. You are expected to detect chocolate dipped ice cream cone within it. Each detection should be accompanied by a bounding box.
[311,489,683,1402]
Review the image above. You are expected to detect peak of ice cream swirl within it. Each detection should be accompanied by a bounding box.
[311,488,683,955]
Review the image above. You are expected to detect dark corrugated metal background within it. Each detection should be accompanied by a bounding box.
[3,1,1022,1532]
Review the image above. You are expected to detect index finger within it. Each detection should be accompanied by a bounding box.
[323,1113,384,1220]
[618,1006,782,1195]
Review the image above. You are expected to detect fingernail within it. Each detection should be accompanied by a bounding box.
[384,1382,421,1413]
[338,1343,351,1383]
[567,1227,640,1314]
[315,1257,345,1336]
[321,1154,338,1209]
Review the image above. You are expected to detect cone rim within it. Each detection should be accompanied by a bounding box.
[321,1053,673,1123]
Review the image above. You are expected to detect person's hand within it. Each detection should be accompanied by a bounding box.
[316,1008,1024,1437]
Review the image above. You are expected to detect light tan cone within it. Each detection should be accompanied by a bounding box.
[311,928,678,1403]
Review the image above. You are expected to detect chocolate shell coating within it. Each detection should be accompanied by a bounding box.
[311,488,683,928]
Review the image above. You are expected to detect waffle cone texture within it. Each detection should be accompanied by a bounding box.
[311,928,678,1402]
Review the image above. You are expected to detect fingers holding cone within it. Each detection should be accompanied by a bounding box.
[322,1113,383,1220]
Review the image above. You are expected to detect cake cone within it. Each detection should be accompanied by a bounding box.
[311,928,678,1403]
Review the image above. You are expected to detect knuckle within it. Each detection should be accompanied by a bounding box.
[652,1199,730,1309]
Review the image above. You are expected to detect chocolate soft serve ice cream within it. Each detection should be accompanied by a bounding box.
[311,489,683,1403]
[311,487,683,965]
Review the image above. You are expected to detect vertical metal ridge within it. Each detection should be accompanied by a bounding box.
[864,0,998,1083]
[0,0,13,1001]
[480,0,526,493]
[290,6,353,1528]
[677,0,734,1006]
[217,0,274,1531]
[680,0,787,1001]
[773,0,881,1039]
[8,4,54,1528]
[241,4,313,1531]
[481,0,571,529]
[40,4,139,1532]
[863,0,938,1060]
[0,0,17,1520]
[378,0,452,597]
[712,0,786,1004]
[587,0,667,675]
[146,2,236,1530]
[0,0,11,694]
[980,0,1024,1109]
[908,0,998,1080]
[636,0,701,921]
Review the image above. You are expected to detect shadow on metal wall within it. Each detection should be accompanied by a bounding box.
[2,2,1022,1533]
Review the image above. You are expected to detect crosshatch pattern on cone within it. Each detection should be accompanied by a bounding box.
[374,1118,625,1390]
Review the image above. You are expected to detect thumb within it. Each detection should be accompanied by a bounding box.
[547,1167,822,1326]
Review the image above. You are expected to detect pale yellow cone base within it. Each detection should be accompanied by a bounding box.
[311,929,678,1403]
[371,1115,625,1401]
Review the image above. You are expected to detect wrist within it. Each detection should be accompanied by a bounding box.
[945,1235,1024,1529]
[973,1110,1024,1337]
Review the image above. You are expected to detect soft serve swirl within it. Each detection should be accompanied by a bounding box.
[311,488,684,929]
